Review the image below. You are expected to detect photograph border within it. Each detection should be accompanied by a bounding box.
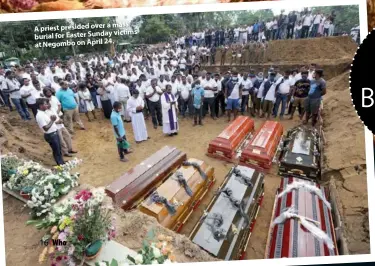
[0,0,372,265]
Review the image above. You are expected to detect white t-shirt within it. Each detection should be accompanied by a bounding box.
[179,83,192,100]
[46,109,64,130]
[171,81,180,99]
[214,79,222,93]
[36,109,58,134]
[240,79,253,96]
[116,84,131,100]
[145,86,163,102]
[49,95,62,116]
[179,58,187,69]
[276,77,292,94]
[303,15,313,26]
[20,84,38,105]
[313,14,322,24]
[201,79,217,98]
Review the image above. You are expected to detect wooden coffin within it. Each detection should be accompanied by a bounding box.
[278,126,321,180]
[105,146,187,210]
[239,121,283,172]
[139,158,215,232]
[190,165,265,260]
[265,177,338,258]
[207,116,255,162]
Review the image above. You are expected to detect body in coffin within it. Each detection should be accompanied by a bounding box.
[266,177,338,258]
[207,116,255,162]
[240,121,283,172]
[138,158,215,232]
[279,126,321,180]
[190,165,264,260]
[105,146,187,210]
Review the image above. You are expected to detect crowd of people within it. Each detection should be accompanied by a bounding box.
[0,28,327,165]
[174,9,338,49]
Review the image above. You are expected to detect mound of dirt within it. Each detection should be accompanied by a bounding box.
[323,72,366,170]
[323,72,369,254]
[113,209,218,263]
[0,109,53,166]
[265,36,357,64]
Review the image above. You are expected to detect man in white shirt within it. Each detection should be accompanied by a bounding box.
[115,78,131,122]
[201,72,217,120]
[301,11,313,38]
[145,79,163,129]
[20,78,39,118]
[311,12,322,37]
[178,75,192,118]
[240,74,253,115]
[3,70,31,120]
[273,70,293,119]
[35,98,64,165]
[225,72,242,122]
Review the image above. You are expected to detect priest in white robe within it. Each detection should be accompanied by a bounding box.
[161,84,179,136]
[127,89,149,143]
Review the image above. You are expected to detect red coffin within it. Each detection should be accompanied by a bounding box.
[207,116,254,162]
[239,121,283,172]
[266,177,339,258]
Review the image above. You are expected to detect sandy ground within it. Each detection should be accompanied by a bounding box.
[1,37,370,265]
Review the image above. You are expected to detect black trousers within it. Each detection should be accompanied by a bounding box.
[215,92,225,117]
[44,131,64,165]
[301,26,310,38]
[194,106,202,123]
[27,103,38,118]
[287,23,295,39]
[148,100,163,127]
[241,94,249,113]
[203,97,215,118]
[180,98,190,117]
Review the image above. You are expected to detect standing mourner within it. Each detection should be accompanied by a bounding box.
[35,98,64,166]
[3,71,31,120]
[178,75,192,118]
[225,71,241,122]
[304,69,326,127]
[261,72,277,118]
[240,73,253,115]
[78,83,97,122]
[111,101,132,162]
[290,71,310,120]
[43,88,77,157]
[97,81,112,119]
[127,89,149,143]
[161,84,179,136]
[192,79,205,126]
[273,70,293,119]
[201,72,217,120]
[115,78,131,122]
[56,81,85,133]
[20,77,39,118]
[145,79,163,129]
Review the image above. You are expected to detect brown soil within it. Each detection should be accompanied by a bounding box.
[322,71,370,254]
[1,37,370,265]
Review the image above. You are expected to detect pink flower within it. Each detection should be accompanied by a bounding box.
[68,245,75,255]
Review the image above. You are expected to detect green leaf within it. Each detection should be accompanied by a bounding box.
[110,259,119,266]
[127,255,136,264]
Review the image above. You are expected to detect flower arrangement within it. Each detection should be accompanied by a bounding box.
[1,154,23,182]
[96,230,177,266]
[34,188,116,265]
[2,155,82,217]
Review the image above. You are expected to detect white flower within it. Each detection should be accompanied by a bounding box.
[163,259,172,264]
[134,254,143,264]
[152,247,162,258]
[31,197,37,203]
[151,260,158,264]
[36,212,41,217]
[98,263,107,266]
[51,199,56,204]
[44,190,49,196]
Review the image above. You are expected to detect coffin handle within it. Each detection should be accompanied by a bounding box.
[183,161,207,180]
[150,191,177,215]
[174,171,193,197]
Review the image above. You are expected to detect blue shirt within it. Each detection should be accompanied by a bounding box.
[56,88,77,110]
[308,78,326,99]
[110,110,125,138]
[192,86,205,109]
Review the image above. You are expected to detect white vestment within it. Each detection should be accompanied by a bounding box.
[127,96,148,142]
